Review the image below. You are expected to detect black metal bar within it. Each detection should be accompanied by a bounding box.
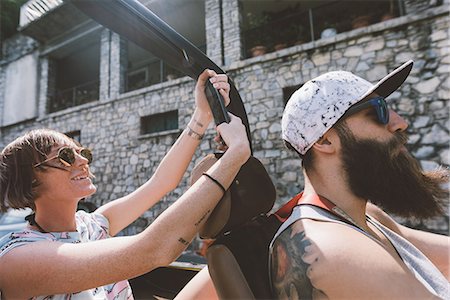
[70,0,252,151]
[308,8,314,42]
[219,0,225,66]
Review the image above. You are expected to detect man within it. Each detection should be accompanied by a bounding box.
[271,60,449,299]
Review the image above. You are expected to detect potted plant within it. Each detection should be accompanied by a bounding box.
[352,15,372,29]
[381,0,395,21]
[321,22,337,39]
[250,45,267,57]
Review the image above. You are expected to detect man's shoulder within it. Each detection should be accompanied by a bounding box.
[271,218,380,298]
[278,217,384,258]
[271,217,435,298]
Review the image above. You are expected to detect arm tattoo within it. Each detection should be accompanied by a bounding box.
[194,209,211,226]
[270,225,318,299]
[193,118,204,128]
[178,237,189,246]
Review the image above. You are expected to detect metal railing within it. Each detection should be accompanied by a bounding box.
[49,80,99,113]
[243,0,404,58]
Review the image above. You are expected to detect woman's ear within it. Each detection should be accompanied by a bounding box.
[312,132,336,154]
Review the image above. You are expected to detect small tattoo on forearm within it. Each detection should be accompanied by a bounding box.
[178,237,189,246]
[195,209,211,226]
[193,118,204,128]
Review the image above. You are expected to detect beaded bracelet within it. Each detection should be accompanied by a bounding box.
[203,173,226,194]
[186,125,204,140]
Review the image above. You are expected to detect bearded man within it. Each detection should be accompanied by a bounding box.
[271,60,449,299]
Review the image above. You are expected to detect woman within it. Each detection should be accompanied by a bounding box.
[0,69,250,299]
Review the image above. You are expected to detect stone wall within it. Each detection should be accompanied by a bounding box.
[0,2,448,234]
[226,5,449,233]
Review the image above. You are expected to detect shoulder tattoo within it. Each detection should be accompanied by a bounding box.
[270,223,324,299]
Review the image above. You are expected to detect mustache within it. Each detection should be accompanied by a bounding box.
[394,131,408,146]
[387,131,408,152]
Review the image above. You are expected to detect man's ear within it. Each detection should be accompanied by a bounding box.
[312,132,336,154]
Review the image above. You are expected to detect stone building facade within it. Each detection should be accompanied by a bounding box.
[0,0,448,234]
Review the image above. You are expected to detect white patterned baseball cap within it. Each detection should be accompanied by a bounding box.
[282,60,413,155]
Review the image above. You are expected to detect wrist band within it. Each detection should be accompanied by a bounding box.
[203,173,226,194]
[186,125,204,140]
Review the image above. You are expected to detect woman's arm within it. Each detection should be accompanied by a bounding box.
[0,114,250,299]
[97,70,230,236]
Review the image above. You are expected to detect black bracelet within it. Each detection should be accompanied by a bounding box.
[202,173,226,194]
[186,125,204,140]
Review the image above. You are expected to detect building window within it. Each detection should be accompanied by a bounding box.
[65,130,81,143]
[48,32,101,113]
[124,43,206,93]
[141,110,179,135]
[124,43,188,92]
[124,0,206,92]
[127,67,149,91]
[241,0,404,58]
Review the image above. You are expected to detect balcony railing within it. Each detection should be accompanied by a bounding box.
[49,80,99,113]
[243,0,404,58]
[125,44,206,92]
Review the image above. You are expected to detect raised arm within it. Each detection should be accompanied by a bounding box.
[0,114,250,299]
[97,69,230,235]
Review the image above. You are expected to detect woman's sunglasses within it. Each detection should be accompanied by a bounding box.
[343,96,389,124]
[34,147,93,168]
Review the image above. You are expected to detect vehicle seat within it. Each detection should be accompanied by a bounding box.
[190,153,278,299]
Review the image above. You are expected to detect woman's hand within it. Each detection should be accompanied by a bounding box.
[194,69,230,125]
[216,113,251,164]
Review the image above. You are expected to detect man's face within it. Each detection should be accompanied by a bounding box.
[335,121,448,218]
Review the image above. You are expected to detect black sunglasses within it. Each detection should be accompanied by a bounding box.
[343,96,389,124]
[34,147,93,168]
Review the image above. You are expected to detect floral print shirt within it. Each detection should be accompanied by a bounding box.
[0,211,133,300]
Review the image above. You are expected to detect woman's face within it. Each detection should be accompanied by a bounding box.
[33,143,97,205]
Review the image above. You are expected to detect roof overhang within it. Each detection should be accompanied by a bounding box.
[18,0,91,42]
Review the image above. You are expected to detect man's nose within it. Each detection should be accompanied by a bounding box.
[387,110,408,133]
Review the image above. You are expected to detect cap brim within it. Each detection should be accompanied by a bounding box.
[361,60,414,100]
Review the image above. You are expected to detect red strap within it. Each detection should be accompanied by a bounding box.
[274,192,336,222]
[274,193,302,222]
[299,193,336,211]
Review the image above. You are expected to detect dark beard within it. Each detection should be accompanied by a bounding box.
[335,122,449,219]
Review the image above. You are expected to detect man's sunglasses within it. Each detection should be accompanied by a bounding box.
[343,96,389,124]
[34,147,93,168]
